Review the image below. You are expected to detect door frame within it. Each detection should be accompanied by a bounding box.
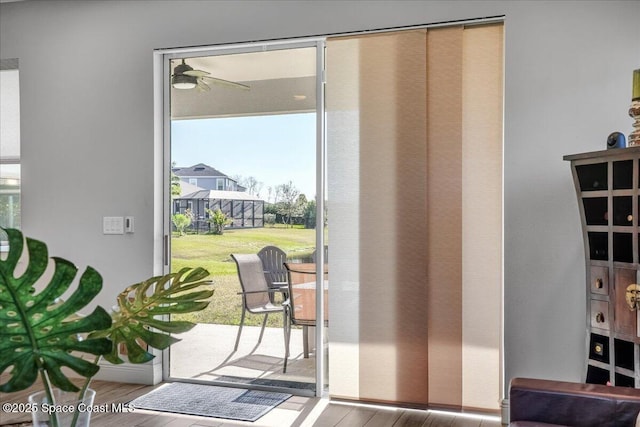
[153,38,327,396]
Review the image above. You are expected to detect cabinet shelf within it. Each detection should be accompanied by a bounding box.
[611,226,634,232]
[613,160,633,189]
[576,163,608,191]
[612,262,640,270]
[588,359,610,371]
[590,326,612,335]
[612,331,640,343]
[581,191,610,198]
[586,364,611,385]
[615,373,636,387]
[612,189,635,196]
[613,232,633,263]
[614,366,636,377]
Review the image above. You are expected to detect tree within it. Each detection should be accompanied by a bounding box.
[303,199,316,229]
[295,194,308,226]
[275,181,300,227]
[264,203,278,215]
[171,162,181,198]
[273,185,283,205]
[266,186,273,203]
[243,176,263,196]
[232,175,263,196]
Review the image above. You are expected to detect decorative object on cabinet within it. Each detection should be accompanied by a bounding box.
[607,131,627,149]
[565,147,640,388]
[627,283,640,310]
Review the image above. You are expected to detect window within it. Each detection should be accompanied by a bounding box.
[188,178,197,185]
[216,178,224,191]
[0,59,21,246]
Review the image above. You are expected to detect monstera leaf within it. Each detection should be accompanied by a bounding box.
[0,228,113,393]
[94,267,213,364]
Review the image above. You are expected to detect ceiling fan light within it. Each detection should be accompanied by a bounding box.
[172,74,197,89]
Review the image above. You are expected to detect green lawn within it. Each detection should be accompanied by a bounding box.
[171,226,315,327]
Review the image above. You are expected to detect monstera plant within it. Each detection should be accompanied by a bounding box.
[0,227,213,426]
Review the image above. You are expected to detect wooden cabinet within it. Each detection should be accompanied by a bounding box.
[565,147,640,388]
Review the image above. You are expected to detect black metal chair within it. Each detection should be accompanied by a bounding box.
[231,253,285,352]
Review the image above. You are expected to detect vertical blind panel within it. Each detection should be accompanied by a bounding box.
[461,23,504,411]
[358,34,399,403]
[357,31,428,404]
[326,37,362,400]
[392,30,429,406]
[426,26,465,410]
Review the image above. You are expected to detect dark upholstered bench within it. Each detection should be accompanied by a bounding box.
[509,377,640,427]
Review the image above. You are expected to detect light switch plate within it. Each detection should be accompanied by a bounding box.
[103,216,124,234]
[125,216,134,233]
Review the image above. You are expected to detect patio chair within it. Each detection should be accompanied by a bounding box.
[311,245,328,263]
[231,253,285,352]
[282,262,329,373]
[257,245,288,302]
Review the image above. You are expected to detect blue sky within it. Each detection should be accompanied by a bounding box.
[171,113,316,200]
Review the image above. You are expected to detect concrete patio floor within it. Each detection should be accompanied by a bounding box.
[169,323,323,391]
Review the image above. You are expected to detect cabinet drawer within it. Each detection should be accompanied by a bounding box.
[591,300,610,331]
[589,333,609,363]
[590,266,609,295]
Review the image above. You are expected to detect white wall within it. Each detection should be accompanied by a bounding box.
[1,0,638,394]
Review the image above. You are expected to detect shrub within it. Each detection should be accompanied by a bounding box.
[172,213,191,236]
[206,208,231,235]
[264,213,276,227]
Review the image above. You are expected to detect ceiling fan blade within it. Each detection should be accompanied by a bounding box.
[184,69,210,77]
[197,79,211,92]
[201,76,250,90]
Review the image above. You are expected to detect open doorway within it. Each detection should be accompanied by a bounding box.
[164,44,326,395]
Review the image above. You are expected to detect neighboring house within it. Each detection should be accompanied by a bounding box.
[172,164,264,231]
[172,163,245,192]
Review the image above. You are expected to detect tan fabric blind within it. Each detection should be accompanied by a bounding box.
[326,22,503,411]
[426,25,465,409]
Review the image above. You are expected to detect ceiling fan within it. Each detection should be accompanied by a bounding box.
[171,59,250,92]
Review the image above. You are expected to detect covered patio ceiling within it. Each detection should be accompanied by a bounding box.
[170,47,317,120]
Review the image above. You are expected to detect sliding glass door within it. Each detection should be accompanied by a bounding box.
[157,19,503,408]
[161,41,327,396]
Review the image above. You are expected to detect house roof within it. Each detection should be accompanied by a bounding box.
[177,180,203,197]
[179,189,264,202]
[173,163,229,178]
